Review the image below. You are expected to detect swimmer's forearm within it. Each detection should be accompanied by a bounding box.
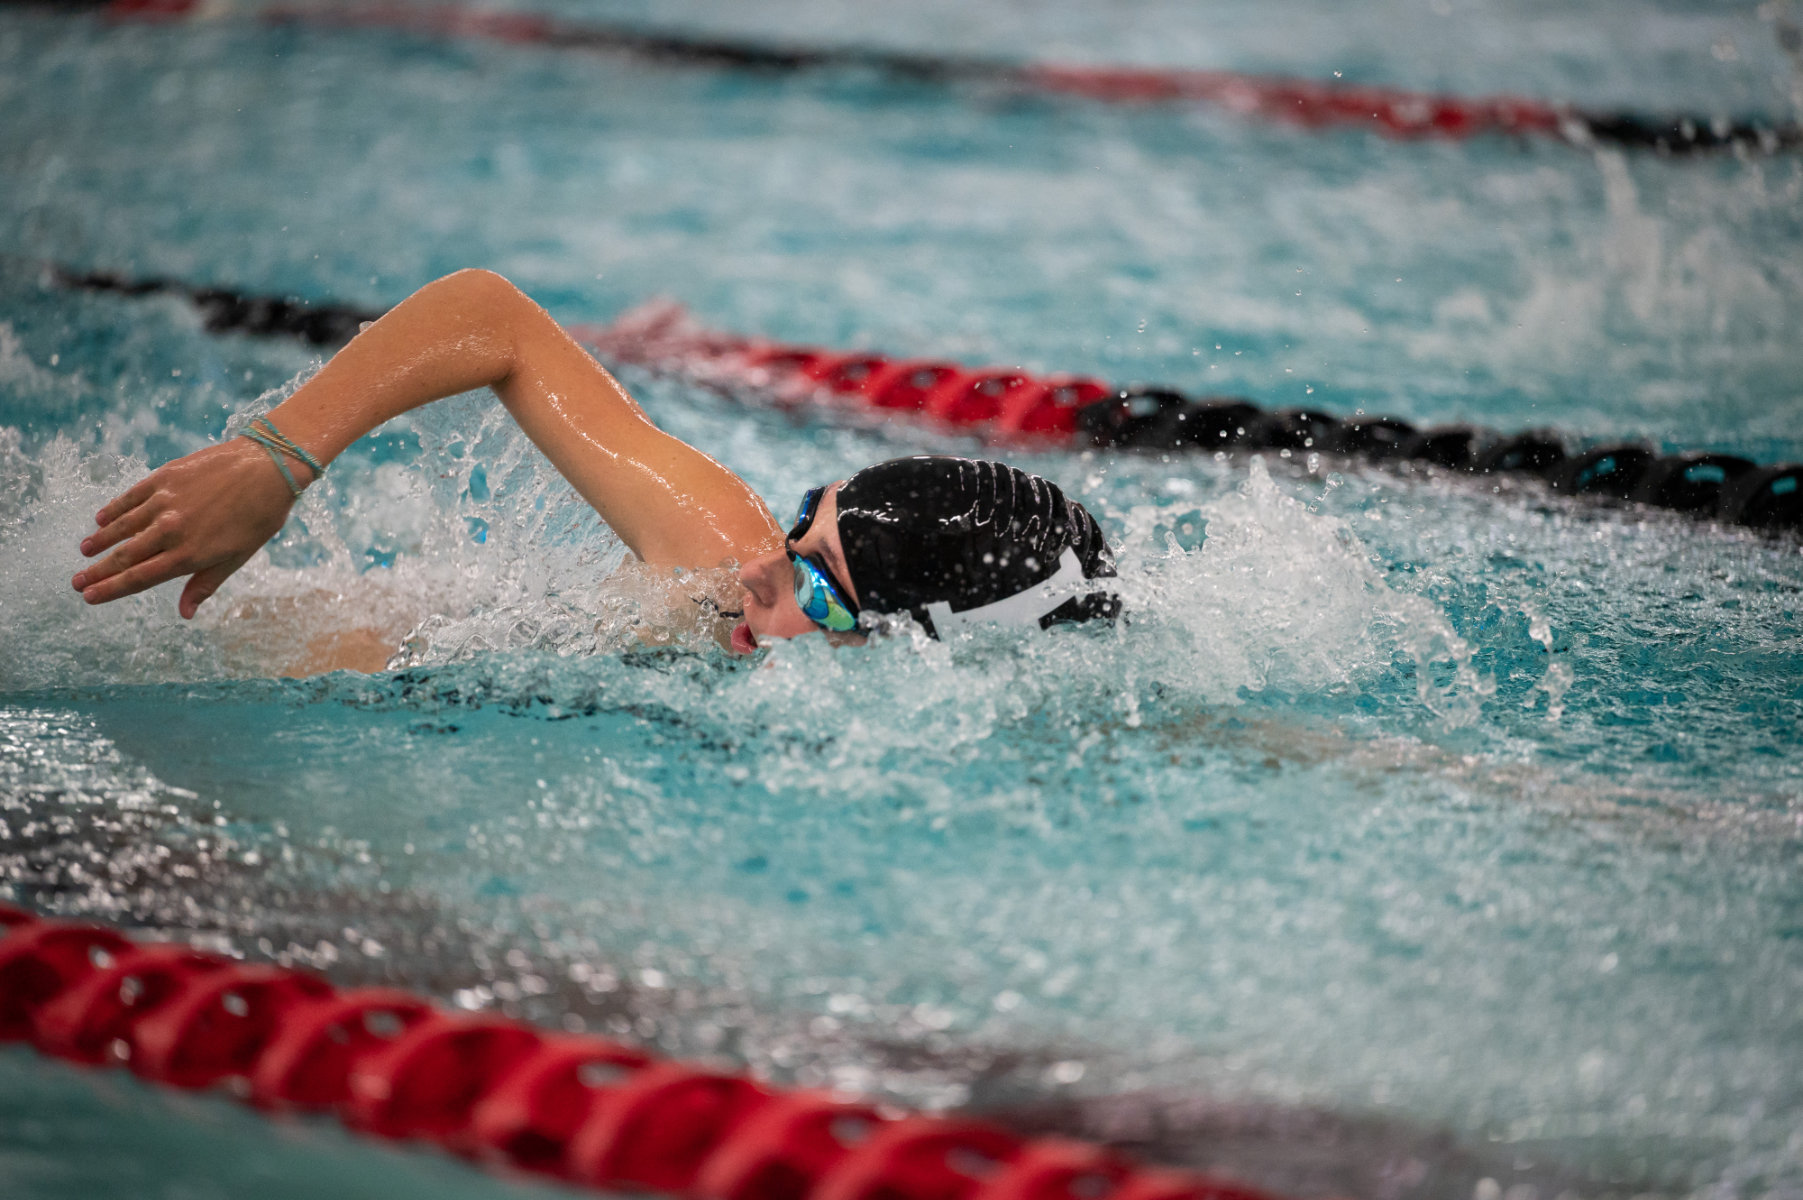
[263,269,555,471]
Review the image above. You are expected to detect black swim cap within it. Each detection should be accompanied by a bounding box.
[833,456,1120,636]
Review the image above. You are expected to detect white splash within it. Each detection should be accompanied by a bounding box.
[1110,458,1484,721]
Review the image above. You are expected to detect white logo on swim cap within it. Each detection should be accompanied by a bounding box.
[923,548,1105,635]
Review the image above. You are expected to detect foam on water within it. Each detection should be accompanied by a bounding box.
[1110,462,1481,721]
[1,371,1490,738]
[3,3,1803,1197]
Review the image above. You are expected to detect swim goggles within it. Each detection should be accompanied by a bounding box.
[787,486,861,633]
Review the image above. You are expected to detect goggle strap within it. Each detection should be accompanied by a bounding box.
[790,486,824,540]
[924,548,1103,635]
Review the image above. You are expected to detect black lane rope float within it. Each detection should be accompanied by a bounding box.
[53,265,381,346]
[55,267,1803,537]
[67,0,1803,156]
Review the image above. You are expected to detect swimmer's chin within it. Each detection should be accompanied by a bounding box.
[731,620,869,655]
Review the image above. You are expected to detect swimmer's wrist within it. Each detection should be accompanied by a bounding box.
[240,414,326,500]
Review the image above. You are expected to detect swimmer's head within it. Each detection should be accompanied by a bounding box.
[733,456,1118,652]
[835,455,1119,635]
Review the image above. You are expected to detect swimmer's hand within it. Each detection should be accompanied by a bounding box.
[71,438,301,617]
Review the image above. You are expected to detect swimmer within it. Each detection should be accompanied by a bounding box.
[70,269,1117,666]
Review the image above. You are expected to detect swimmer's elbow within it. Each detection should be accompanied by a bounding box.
[440,267,521,301]
[428,268,538,381]
[438,268,532,329]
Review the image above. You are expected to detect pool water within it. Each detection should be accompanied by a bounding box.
[2,3,1802,1199]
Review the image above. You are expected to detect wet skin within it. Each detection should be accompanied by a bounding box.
[733,483,863,654]
[67,269,857,660]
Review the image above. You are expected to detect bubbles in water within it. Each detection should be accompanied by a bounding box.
[0,437,219,690]
[1,367,1484,748]
[0,322,70,400]
[1111,458,1481,722]
[1529,659,1574,722]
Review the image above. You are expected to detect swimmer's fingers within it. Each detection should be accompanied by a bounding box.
[178,554,252,620]
[78,499,159,559]
[75,550,186,606]
[73,517,181,600]
[95,475,157,530]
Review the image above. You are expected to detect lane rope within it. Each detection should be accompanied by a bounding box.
[0,904,1280,1200]
[94,0,1803,156]
[53,267,1803,537]
[578,304,1803,535]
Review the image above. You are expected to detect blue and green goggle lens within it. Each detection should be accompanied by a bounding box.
[788,486,861,634]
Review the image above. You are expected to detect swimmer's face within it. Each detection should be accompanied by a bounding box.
[734,483,864,654]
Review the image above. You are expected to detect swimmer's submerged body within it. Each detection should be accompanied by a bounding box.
[71,270,1118,668]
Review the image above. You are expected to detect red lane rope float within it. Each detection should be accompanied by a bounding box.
[980,1140,1134,1200]
[347,1013,545,1143]
[250,987,434,1109]
[813,1117,1024,1200]
[569,1064,776,1190]
[0,910,1285,1200]
[697,1092,891,1200]
[0,922,134,1042]
[867,363,964,414]
[997,377,1112,441]
[1015,65,1563,142]
[32,944,233,1065]
[924,371,1042,428]
[101,0,1800,154]
[132,964,335,1089]
[468,1035,653,1172]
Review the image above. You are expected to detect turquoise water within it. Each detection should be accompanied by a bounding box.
[2,3,1802,1199]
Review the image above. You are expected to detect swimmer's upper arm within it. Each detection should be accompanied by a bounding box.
[483,276,782,567]
[273,269,784,569]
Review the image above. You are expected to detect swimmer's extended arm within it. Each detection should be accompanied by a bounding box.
[73,269,783,616]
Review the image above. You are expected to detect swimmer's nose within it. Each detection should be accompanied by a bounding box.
[739,550,786,608]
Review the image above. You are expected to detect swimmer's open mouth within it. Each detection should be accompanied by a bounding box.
[730,621,758,654]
